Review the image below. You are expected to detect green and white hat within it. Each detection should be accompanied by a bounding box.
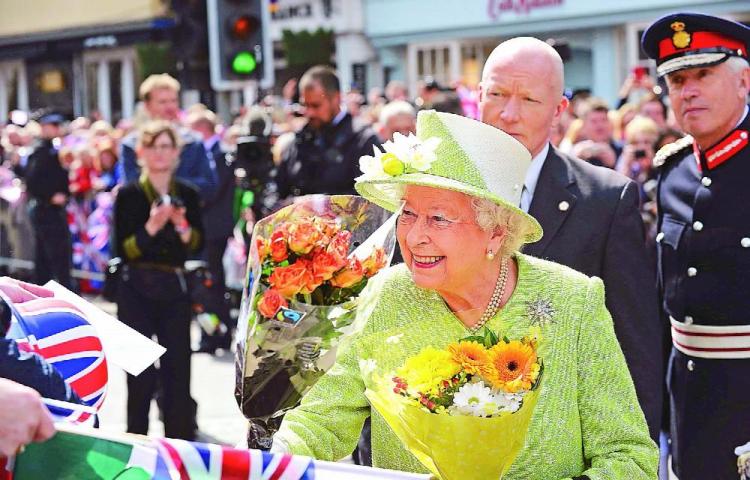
[355,110,543,243]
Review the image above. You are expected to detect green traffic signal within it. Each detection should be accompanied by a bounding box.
[231,51,257,75]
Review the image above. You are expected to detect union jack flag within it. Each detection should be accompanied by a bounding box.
[5,296,108,414]
[155,439,316,480]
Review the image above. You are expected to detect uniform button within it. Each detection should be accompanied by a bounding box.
[558,201,570,212]
[656,232,665,243]
[687,360,695,371]
[742,237,750,248]
[692,221,703,231]
[687,267,698,277]
[684,316,694,325]
[701,177,712,187]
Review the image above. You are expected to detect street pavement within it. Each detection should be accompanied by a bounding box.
[92,297,247,446]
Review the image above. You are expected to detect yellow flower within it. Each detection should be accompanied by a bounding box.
[381,152,405,176]
[448,341,491,376]
[397,347,460,396]
[486,340,539,393]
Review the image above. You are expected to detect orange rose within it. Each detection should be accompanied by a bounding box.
[330,257,365,288]
[361,247,387,277]
[314,217,340,240]
[256,237,270,262]
[326,230,351,265]
[312,249,347,283]
[288,220,321,255]
[268,260,315,299]
[269,230,288,263]
[257,289,288,318]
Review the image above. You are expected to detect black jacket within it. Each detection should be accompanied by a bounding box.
[276,113,380,199]
[654,109,750,480]
[524,146,663,442]
[24,139,69,204]
[202,141,236,240]
[113,176,204,267]
[0,338,81,403]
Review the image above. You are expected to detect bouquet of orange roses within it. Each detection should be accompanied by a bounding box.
[235,195,397,449]
[365,327,543,480]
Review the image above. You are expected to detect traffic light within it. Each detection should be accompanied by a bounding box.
[207,0,273,90]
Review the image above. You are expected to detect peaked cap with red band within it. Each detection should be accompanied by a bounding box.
[641,12,750,77]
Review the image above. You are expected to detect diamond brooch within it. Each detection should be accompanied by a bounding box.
[525,298,556,327]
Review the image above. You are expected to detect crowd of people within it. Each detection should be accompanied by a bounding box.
[0,65,684,284]
[0,10,748,479]
[0,51,694,452]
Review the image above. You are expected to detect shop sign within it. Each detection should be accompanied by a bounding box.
[83,35,118,49]
[487,0,564,20]
[271,2,313,21]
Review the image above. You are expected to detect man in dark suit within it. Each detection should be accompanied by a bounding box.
[275,65,380,201]
[188,109,235,353]
[479,37,663,442]
[23,113,73,290]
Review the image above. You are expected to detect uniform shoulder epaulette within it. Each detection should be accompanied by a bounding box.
[653,135,694,168]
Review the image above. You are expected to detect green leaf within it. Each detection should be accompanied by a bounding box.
[459,335,485,344]
[532,360,544,391]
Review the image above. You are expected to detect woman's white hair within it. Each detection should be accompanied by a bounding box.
[471,198,534,259]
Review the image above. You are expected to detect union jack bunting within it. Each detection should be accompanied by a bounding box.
[156,438,316,480]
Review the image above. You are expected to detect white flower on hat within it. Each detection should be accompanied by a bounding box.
[359,145,387,180]
[383,133,441,172]
[358,133,442,180]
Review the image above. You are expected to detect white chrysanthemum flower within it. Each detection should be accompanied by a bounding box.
[452,381,495,417]
[494,392,524,413]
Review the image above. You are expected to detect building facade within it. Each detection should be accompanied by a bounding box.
[0,0,378,122]
[363,0,750,105]
[268,0,376,92]
[0,0,175,123]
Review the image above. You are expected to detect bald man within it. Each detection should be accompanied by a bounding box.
[479,37,663,442]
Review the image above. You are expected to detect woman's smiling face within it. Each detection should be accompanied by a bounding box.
[397,185,494,294]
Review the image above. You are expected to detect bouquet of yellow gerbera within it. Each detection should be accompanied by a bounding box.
[365,327,543,480]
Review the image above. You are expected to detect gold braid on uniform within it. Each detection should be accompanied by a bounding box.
[653,135,694,168]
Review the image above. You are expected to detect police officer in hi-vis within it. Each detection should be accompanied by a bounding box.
[642,12,750,479]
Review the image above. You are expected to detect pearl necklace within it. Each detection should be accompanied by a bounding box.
[469,259,509,333]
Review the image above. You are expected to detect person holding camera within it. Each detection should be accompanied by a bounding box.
[616,115,659,193]
[275,65,380,202]
[112,120,204,440]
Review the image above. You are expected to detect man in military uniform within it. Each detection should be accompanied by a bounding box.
[642,13,750,479]
[275,65,380,202]
[22,113,73,289]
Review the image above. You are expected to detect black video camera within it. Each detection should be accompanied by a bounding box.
[233,135,275,193]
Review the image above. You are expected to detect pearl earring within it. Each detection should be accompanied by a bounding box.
[486,250,495,261]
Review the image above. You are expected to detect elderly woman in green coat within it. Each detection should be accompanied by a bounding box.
[272,110,658,479]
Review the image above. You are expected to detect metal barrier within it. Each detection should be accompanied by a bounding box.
[0,256,106,282]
